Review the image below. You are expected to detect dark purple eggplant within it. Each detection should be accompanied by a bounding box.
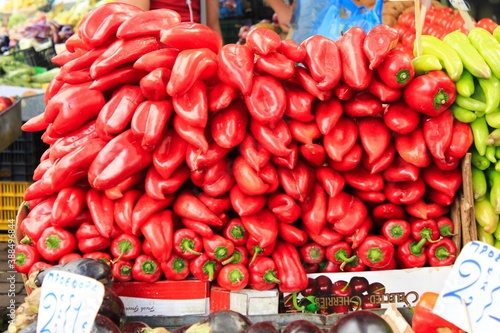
[122,321,150,333]
[329,310,393,333]
[98,286,127,330]
[34,258,112,288]
[171,324,191,333]
[282,320,323,333]
[246,320,281,333]
[182,310,252,333]
[91,314,122,333]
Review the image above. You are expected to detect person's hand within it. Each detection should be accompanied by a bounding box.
[274,4,294,32]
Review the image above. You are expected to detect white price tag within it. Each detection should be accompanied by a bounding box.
[37,270,105,333]
[433,241,500,332]
[449,0,470,11]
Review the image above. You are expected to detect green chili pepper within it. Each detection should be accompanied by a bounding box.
[455,95,487,113]
[471,166,487,200]
[478,75,500,114]
[485,110,500,128]
[495,160,500,173]
[475,195,499,234]
[471,146,491,170]
[443,30,492,79]
[488,168,500,214]
[455,70,475,97]
[469,27,500,79]
[494,25,500,43]
[486,145,498,163]
[416,35,463,82]
[494,239,500,249]
[411,54,442,76]
[451,104,477,123]
[471,116,490,156]
[477,225,495,245]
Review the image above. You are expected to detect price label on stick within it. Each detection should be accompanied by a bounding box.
[37,270,105,333]
[433,241,500,333]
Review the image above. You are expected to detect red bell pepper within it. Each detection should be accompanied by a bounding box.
[173,191,223,226]
[202,157,235,197]
[76,222,112,253]
[173,228,203,259]
[333,80,355,101]
[197,193,231,216]
[300,143,326,167]
[344,93,385,118]
[324,117,358,162]
[239,132,271,172]
[86,189,114,238]
[203,234,235,262]
[48,120,97,162]
[271,141,299,170]
[14,244,40,274]
[316,166,344,198]
[422,162,462,198]
[172,80,209,128]
[60,45,106,74]
[302,35,342,90]
[272,241,309,293]
[112,260,134,282]
[278,38,306,63]
[337,26,372,91]
[295,66,332,101]
[376,49,415,89]
[37,226,77,262]
[116,8,181,39]
[411,219,441,242]
[384,178,426,205]
[210,99,248,149]
[89,66,148,92]
[345,215,374,249]
[248,256,280,291]
[426,237,457,267]
[325,241,357,271]
[351,189,386,204]
[145,164,190,200]
[367,74,402,103]
[406,198,450,220]
[233,156,274,196]
[182,218,214,238]
[112,189,141,236]
[50,186,86,228]
[382,155,420,183]
[357,117,391,164]
[277,160,315,203]
[131,100,173,151]
[208,83,240,112]
[229,184,266,217]
[222,219,249,247]
[245,75,286,128]
[255,51,295,82]
[288,120,321,146]
[139,67,171,101]
[217,43,254,95]
[186,141,231,172]
[307,224,344,247]
[161,254,190,281]
[381,219,411,245]
[299,242,325,265]
[372,203,408,225]
[132,254,162,283]
[267,192,301,224]
[423,110,454,160]
[189,252,222,282]
[61,68,92,84]
[51,50,80,67]
[395,238,428,268]
[383,100,421,135]
[58,253,83,264]
[412,292,466,333]
[403,70,456,117]
[161,22,222,53]
[241,208,278,248]
[216,263,249,291]
[90,36,161,78]
[343,165,385,192]
[246,26,281,55]
[436,217,455,237]
[134,48,179,72]
[357,235,395,269]
[110,234,141,261]
[140,210,174,263]
[152,128,188,179]
[27,262,53,281]
[284,82,315,123]
[446,120,474,159]
[83,252,112,265]
[395,125,431,168]
[222,246,249,266]
[172,115,209,153]
[363,24,399,69]
[246,235,276,265]
[299,182,327,235]
[327,191,367,235]
[278,222,308,247]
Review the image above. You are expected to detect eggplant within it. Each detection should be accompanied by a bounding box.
[98,286,127,330]
[122,321,150,333]
[246,321,281,333]
[329,310,393,333]
[34,258,112,288]
[91,314,122,333]
[182,310,252,333]
[282,320,323,333]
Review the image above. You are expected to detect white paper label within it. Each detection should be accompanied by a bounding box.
[449,0,470,11]
[37,270,104,333]
[433,241,500,332]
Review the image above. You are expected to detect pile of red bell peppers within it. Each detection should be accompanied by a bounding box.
[14,3,473,294]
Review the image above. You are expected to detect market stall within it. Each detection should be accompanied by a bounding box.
[2,0,500,332]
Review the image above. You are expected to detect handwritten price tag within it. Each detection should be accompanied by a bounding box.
[37,270,105,333]
[433,241,500,332]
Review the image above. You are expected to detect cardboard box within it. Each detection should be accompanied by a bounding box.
[112,280,210,317]
[280,266,453,315]
[210,286,279,315]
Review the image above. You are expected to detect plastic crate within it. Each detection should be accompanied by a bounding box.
[0,181,30,233]
[13,44,58,70]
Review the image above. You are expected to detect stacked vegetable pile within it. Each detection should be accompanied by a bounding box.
[15,2,471,294]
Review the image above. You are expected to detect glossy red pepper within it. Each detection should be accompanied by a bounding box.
[367,74,402,103]
[248,256,280,291]
[173,191,223,227]
[172,115,209,153]
[345,216,374,249]
[278,38,306,63]
[217,43,254,95]
[403,70,456,117]
[406,198,450,220]
[172,228,203,259]
[299,183,327,235]
[324,117,358,162]
[50,186,86,228]
[208,83,240,112]
[37,226,77,262]
[245,75,286,128]
[131,100,173,150]
[343,165,385,192]
[152,128,188,179]
[134,48,179,72]
[284,82,315,123]
[351,189,386,204]
[131,194,175,235]
[325,241,357,271]
[426,237,456,266]
[61,68,92,84]
[246,235,276,265]
[372,203,408,226]
[14,244,40,274]
[216,263,249,291]
[229,185,267,217]
[233,156,276,196]
[344,93,385,118]
[186,140,231,172]
[278,222,308,247]
[83,252,112,265]
[447,119,474,159]
[246,26,281,55]
[278,160,315,203]
[376,49,415,89]
[315,166,344,198]
[337,26,372,91]
[271,141,299,170]
[110,234,141,261]
[60,45,106,75]
[423,110,454,160]
[383,154,421,183]
[89,66,147,91]
[239,132,271,172]
[201,234,234,262]
[86,189,114,238]
[333,80,356,101]
[112,260,134,282]
[75,222,112,253]
[272,241,309,293]
[381,219,411,245]
[117,8,181,39]
[357,117,391,164]
[189,252,222,282]
[288,120,321,146]
[210,99,248,149]
[267,192,301,224]
[197,193,231,216]
[161,254,190,281]
[395,238,428,268]
[140,210,174,263]
[300,143,326,167]
[384,177,426,205]
[255,51,295,80]
[295,66,332,101]
[58,253,83,265]
[436,217,455,237]
[327,191,368,235]
[48,120,97,162]
[172,80,209,128]
[363,24,399,69]
[411,218,441,242]
[395,125,431,168]
[422,162,462,198]
[302,35,342,90]
[145,164,190,200]
[383,100,421,135]
[139,67,171,101]
[132,254,162,283]
[299,242,325,265]
[357,235,395,269]
[202,157,235,197]
[241,208,278,248]
[222,246,249,266]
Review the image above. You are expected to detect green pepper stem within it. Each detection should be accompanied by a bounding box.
[434,245,453,260]
[411,238,428,255]
[45,235,62,250]
[249,246,262,266]
[180,238,202,255]
[141,259,158,275]
[292,291,305,311]
[263,270,280,284]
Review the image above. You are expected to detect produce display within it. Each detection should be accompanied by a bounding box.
[0,55,59,87]
[13,3,474,301]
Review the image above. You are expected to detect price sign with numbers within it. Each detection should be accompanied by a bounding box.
[37,270,105,333]
[433,241,500,332]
